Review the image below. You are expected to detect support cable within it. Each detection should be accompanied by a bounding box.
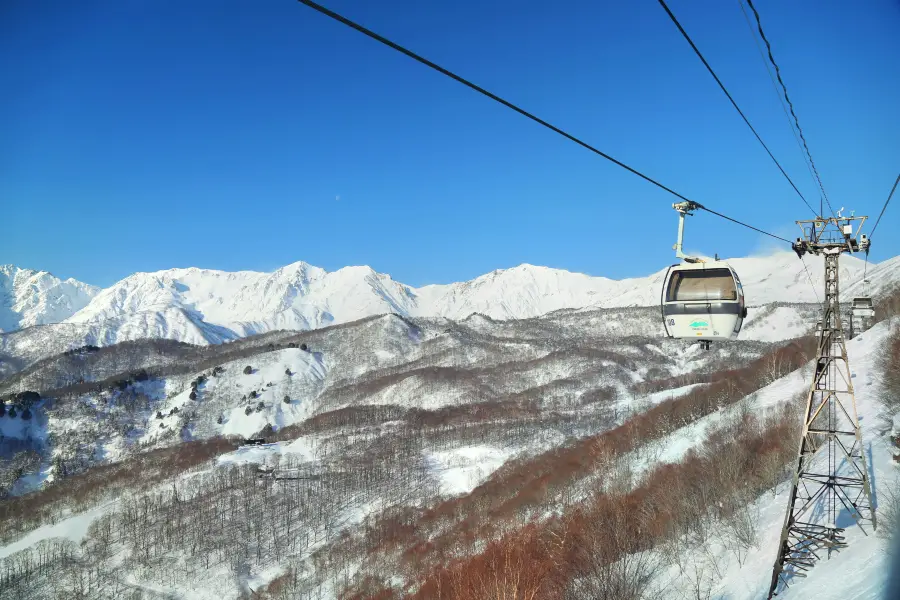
[297,0,792,244]
[737,0,822,212]
[694,205,790,243]
[657,0,816,217]
[745,0,833,218]
[870,172,899,239]
[801,256,820,303]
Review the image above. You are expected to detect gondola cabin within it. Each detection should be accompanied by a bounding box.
[661,261,747,341]
[849,296,875,338]
[851,297,875,320]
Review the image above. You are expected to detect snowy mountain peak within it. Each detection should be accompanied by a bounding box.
[2,251,896,353]
[508,263,569,273]
[0,265,100,333]
[331,264,380,279]
[272,260,327,282]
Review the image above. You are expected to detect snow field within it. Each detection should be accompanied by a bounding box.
[425,445,517,496]
[138,347,326,444]
[0,502,116,560]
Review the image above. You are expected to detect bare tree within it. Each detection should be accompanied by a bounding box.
[566,503,663,600]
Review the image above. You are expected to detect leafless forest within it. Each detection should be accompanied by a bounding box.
[0,292,897,599]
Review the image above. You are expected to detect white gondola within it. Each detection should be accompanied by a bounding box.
[851,296,875,319]
[848,271,875,338]
[661,261,747,340]
[661,201,748,343]
[849,296,875,339]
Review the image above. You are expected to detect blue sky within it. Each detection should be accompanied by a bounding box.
[2,0,898,288]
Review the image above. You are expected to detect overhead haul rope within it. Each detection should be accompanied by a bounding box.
[737,0,822,212]
[870,172,899,240]
[656,0,840,302]
[745,0,834,219]
[296,0,792,244]
[657,0,817,217]
[860,171,900,295]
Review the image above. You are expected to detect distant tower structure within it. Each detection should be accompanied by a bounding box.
[768,215,875,597]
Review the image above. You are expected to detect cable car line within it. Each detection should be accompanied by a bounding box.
[296,0,791,245]
[869,172,899,239]
[800,256,820,303]
[656,0,816,217]
[744,0,833,218]
[731,0,845,306]
[737,0,822,210]
[657,0,827,307]
[295,0,691,203]
[692,205,790,243]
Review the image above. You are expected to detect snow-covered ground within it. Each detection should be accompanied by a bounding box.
[0,408,45,442]
[425,445,517,496]
[741,304,817,342]
[1,297,896,599]
[645,319,899,599]
[0,502,115,560]
[138,347,327,445]
[215,436,319,468]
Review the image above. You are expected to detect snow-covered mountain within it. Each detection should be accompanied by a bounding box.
[423,252,871,318]
[1,255,896,600]
[0,265,100,333]
[844,254,900,299]
[62,262,418,345]
[0,251,887,352]
[2,296,895,599]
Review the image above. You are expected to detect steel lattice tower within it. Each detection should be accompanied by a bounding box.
[768,216,875,597]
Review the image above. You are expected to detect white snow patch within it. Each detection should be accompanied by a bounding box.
[136,347,326,445]
[425,445,515,496]
[216,436,318,467]
[0,414,35,440]
[0,502,114,559]
[742,304,813,342]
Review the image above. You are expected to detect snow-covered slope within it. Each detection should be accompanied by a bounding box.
[140,346,328,445]
[649,317,900,600]
[2,304,895,599]
[0,252,887,356]
[0,265,99,332]
[845,254,900,299]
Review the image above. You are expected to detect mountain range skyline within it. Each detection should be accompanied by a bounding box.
[2,250,891,345]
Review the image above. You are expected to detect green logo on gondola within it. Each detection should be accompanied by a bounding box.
[690,320,709,328]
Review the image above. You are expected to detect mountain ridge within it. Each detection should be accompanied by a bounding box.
[0,265,100,333]
[2,252,893,351]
